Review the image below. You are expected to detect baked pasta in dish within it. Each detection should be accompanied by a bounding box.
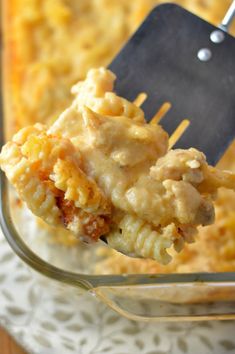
[1,68,235,264]
[2,0,235,271]
[3,0,232,138]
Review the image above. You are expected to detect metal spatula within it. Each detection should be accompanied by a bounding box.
[109,1,235,165]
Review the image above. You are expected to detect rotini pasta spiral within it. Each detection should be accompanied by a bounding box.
[107,214,193,264]
[0,124,111,242]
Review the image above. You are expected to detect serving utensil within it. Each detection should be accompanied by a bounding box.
[109,1,235,165]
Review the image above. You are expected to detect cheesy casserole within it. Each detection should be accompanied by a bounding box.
[1,68,235,265]
[2,0,235,272]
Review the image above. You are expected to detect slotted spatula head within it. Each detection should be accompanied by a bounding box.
[109,3,235,165]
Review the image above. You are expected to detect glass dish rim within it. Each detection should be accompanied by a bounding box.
[1,24,235,292]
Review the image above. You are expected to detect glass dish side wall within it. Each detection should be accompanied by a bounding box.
[93,282,235,321]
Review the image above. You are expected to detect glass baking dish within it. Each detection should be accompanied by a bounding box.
[1,0,235,322]
[1,168,235,322]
